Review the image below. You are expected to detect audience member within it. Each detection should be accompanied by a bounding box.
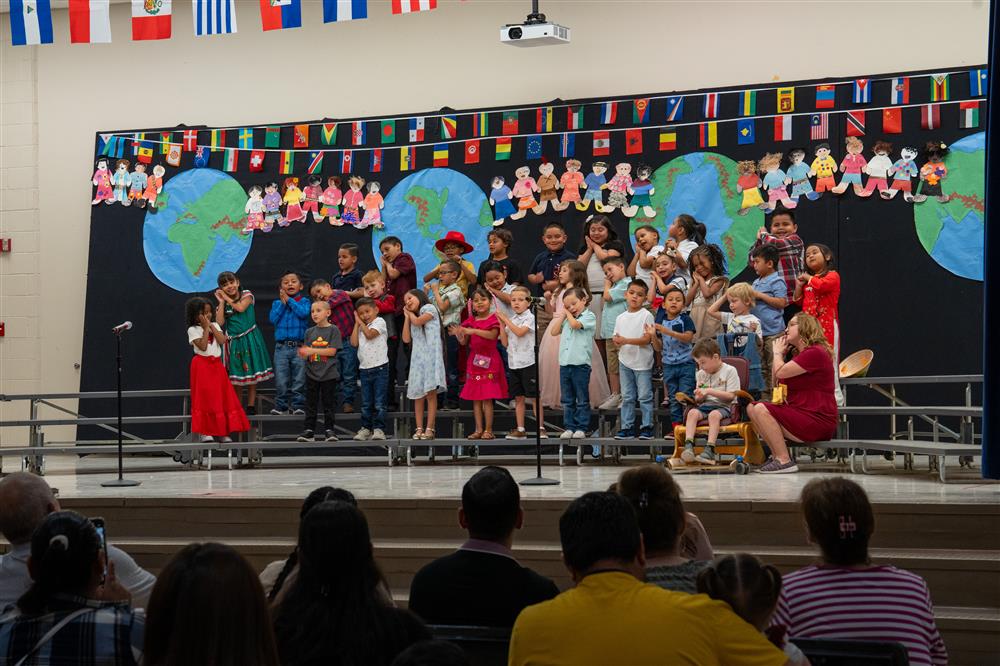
[272,500,429,665]
[390,640,470,666]
[508,492,788,666]
[774,478,948,666]
[408,467,558,626]
[144,542,279,666]
[0,472,155,610]
[0,511,143,665]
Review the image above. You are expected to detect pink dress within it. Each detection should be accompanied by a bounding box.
[459,314,508,400]
[539,289,611,409]
[342,189,364,224]
[93,169,114,202]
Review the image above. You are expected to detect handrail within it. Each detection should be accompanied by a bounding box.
[0,389,190,401]
[839,374,983,385]
[837,406,982,417]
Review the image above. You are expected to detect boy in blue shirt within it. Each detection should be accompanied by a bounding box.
[331,243,364,298]
[651,286,697,426]
[599,256,630,411]
[268,270,312,414]
[749,245,788,393]
[552,287,597,440]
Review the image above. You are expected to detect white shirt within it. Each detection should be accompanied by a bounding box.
[677,239,699,280]
[489,284,516,320]
[505,310,536,370]
[696,362,741,407]
[720,312,763,342]
[188,323,223,358]
[357,317,388,369]
[866,154,894,178]
[634,245,664,294]
[613,308,655,371]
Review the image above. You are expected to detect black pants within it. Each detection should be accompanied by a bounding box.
[386,314,410,408]
[304,377,337,432]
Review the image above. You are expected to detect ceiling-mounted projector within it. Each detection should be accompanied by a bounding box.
[501,2,570,47]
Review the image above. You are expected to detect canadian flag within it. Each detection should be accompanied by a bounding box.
[69,0,112,44]
[131,0,172,41]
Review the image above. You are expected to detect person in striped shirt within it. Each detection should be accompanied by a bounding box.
[773,478,948,666]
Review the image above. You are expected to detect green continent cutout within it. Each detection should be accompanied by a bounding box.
[405,186,450,241]
[477,199,494,229]
[914,149,985,254]
[707,154,758,269]
[166,179,248,277]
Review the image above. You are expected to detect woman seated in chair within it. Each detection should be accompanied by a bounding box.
[747,313,837,474]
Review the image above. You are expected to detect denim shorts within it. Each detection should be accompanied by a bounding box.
[695,404,731,421]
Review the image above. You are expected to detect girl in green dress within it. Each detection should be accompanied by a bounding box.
[215,271,274,413]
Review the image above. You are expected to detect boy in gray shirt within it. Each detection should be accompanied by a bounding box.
[298,300,342,442]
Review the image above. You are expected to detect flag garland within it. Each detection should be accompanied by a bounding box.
[324,0,367,22]
[495,137,511,161]
[958,101,980,129]
[259,0,300,32]
[698,122,717,148]
[535,107,553,132]
[889,77,910,105]
[392,0,436,14]
[632,99,650,124]
[658,131,676,151]
[815,85,836,109]
[852,79,871,104]
[930,73,950,101]
[194,0,237,36]
[69,0,111,44]
[559,133,575,158]
[846,110,866,136]
[776,87,794,113]
[321,123,338,145]
[809,113,828,140]
[567,106,584,130]
[665,96,684,122]
[441,115,458,139]
[464,139,480,164]
[738,90,757,116]
[703,93,719,119]
[131,0,171,41]
[737,119,754,145]
[600,102,617,125]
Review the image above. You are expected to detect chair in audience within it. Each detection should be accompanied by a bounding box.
[792,638,909,666]
[428,625,510,666]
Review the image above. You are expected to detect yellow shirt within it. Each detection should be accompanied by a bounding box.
[810,156,837,178]
[508,571,786,666]
[442,258,476,296]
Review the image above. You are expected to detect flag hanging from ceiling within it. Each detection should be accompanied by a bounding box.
[441,115,458,139]
[380,120,396,144]
[773,116,792,141]
[159,132,172,154]
[433,144,449,167]
[929,73,950,101]
[369,148,382,172]
[815,84,836,109]
[210,129,226,151]
[536,107,553,132]
[193,146,210,168]
[69,0,111,44]
[699,122,717,147]
[920,104,941,130]
[131,0,171,40]
[259,0,300,31]
[473,113,489,137]
[738,90,757,117]
[279,150,294,174]
[321,123,338,145]
[632,99,650,124]
[340,150,352,173]
[392,0,436,14]
[846,110,866,136]
[592,131,610,156]
[567,106,584,130]
[969,68,987,96]
[501,111,518,135]
[248,149,265,172]
[810,113,829,140]
[665,96,684,122]
[600,102,617,125]
[293,124,309,148]
[137,141,154,165]
[495,137,511,161]
[882,108,902,134]
[131,133,143,156]
[307,151,324,174]
[464,139,480,164]
[658,132,676,151]
[166,143,182,167]
[852,79,871,104]
[625,129,642,154]
[958,101,980,129]
[737,119,755,145]
[409,117,425,142]
[351,121,366,146]
[776,87,795,113]
[10,0,54,46]
[194,0,237,36]
[239,128,254,150]
[889,77,910,105]
[400,146,415,171]
[183,129,199,151]
[525,135,543,160]
[703,93,719,119]
[264,126,281,148]
[559,133,575,158]
[323,0,367,22]
[222,148,238,172]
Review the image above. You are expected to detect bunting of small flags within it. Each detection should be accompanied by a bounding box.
[183,129,198,151]
[279,150,294,174]
[369,148,382,172]
[495,137,511,161]
[810,113,828,140]
[222,148,238,172]
[166,143,182,167]
[773,116,792,141]
[592,131,610,156]
[259,0,301,32]
[776,87,795,113]
[665,96,684,122]
[323,0,367,22]
[921,104,941,130]
[559,133,575,158]
[737,119,755,145]
[159,132,172,154]
[815,85,836,109]
[969,68,987,96]
[846,110,866,136]
[321,123,338,145]
[340,150,353,173]
[930,73,950,101]
[409,117,425,142]
[433,144,449,167]
[210,129,225,151]
[351,121,366,146]
[380,120,396,144]
[307,151,324,174]
[400,146,416,170]
[852,79,871,104]
[11,0,54,46]
[536,107,553,132]
[703,93,720,119]
[959,101,980,128]
[738,90,757,117]
[392,0,436,14]
[137,140,154,164]
[625,128,642,154]
[293,124,309,148]
[239,128,254,150]
[567,106,584,131]
[441,115,458,139]
[600,102,617,125]
[249,149,265,172]
[194,0,237,36]
[131,133,143,156]
[464,139,480,164]
[264,126,280,149]
[882,108,902,134]
[525,135,542,160]
[889,77,910,105]
[501,111,518,135]
[658,131,676,151]
[473,113,489,137]
[698,122,717,148]
[69,0,112,44]
[632,99,650,124]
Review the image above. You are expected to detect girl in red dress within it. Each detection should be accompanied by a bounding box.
[449,287,508,440]
[187,297,250,443]
[747,313,838,474]
[792,244,843,405]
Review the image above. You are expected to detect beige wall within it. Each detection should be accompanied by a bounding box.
[0,0,990,444]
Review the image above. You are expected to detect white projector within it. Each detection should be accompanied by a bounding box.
[500,22,570,47]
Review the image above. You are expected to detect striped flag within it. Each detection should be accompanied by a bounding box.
[559,133,575,158]
[632,99,650,124]
[340,150,353,173]
[238,128,254,150]
[392,0,436,14]
[193,0,237,36]
[959,101,980,129]
[351,121,366,146]
[600,102,617,125]
[409,117,425,142]
[210,129,226,151]
[440,115,458,139]
[433,144,449,167]
[592,131,610,156]
[183,129,198,151]
[536,107,553,132]
[323,0,367,22]
[380,120,396,144]
[526,135,542,160]
[567,106,584,130]
[131,133,144,156]
[494,137,512,161]
[400,146,415,171]
[852,79,871,104]
[293,124,309,148]
[929,73,950,101]
[501,111,518,135]
[321,123,338,145]
[665,96,684,122]
[307,151,324,174]
[969,68,987,96]
[810,113,829,140]
[625,129,642,155]
[773,116,792,141]
[248,149,265,172]
[889,77,910,105]
[166,143,182,167]
[473,112,489,137]
[259,0,300,31]
[846,110,866,137]
[920,104,941,130]
[137,141,154,164]
[776,87,795,113]
[882,108,902,134]
[658,131,676,151]
[264,126,280,148]
[738,90,757,116]
[737,119,755,145]
[131,0,171,40]
[815,84,836,109]
[698,122,717,148]
[159,132,172,154]
[369,148,382,172]
[10,0,54,46]
[222,148,238,172]
[279,150,294,174]
[464,140,480,164]
[69,0,111,44]
[703,93,720,119]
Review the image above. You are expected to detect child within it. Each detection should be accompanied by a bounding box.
[186,297,249,443]
[707,283,763,353]
[310,280,357,414]
[666,214,708,278]
[214,271,273,415]
[750,244,789,393]
[599,256,630,411]
[652,253,690,309]
[497,286,545,439]
[332,243,364,298]
[681,339,740,464]
[424,231,477,295]
[296,301,341,442]
[481,261,515,319]
[651,286,696,427]
[477,227,524,287]
[450,287,508,440]
[527,222,576,298]
[551,287,597,439]
[628,225,664,297]
[351,297,389,441]
[426,260,465,410]
[793,243,843,406]
[747,210,804,314]
[612,280,656,441]
[378,236,417,410]
[686,244,729,342]
[402,289,446,441]
[268,271,312,415]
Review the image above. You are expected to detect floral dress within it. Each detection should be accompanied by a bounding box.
[406,304,447,399]
[222,291,274,385]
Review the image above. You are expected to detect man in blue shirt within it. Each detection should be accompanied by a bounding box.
[268,271,312,414]
[749,245,789,393]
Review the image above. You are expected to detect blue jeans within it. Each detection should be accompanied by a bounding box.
[663,360,696,424]
[620,365,654,430]
[445,334,460,404]
[337,343,359,406]
[273,343,306,411]
[560,364,592,432]
[360,363,389,431]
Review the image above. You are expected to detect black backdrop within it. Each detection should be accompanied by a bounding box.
[81,66,986,438]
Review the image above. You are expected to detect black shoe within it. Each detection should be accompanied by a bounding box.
[246,405,257,416]
[296,430,314,442]
[325,430,339,442]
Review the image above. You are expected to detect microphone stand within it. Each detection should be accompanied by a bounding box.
[101,327,140,488]
[521,297,559,486]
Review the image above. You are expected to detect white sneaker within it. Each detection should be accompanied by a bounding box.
[559,430,574,439]
[371,429,387,441]
[218,436,233,443]
[199,435,215,443]
[572,430,587,439]
[355,428,372,441]
[598,393,622,410]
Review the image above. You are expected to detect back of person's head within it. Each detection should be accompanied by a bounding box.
[144,543,279,666]
[615,465,686,556]
[560,492,641,574]
[800,477,874,566]
[0,472,58,544]
[696,553,782,631]
[391,640,470,666]
[18,511,100,615]
[461,466,521,542]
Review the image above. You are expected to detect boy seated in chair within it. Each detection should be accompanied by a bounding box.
[679,339,740,464]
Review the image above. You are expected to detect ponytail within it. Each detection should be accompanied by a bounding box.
[17,511,100,615]
[675,214,707,245]
[696,553,782,631]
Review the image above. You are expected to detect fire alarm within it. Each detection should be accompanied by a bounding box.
[0,322,5,337]
[0,238,11,253]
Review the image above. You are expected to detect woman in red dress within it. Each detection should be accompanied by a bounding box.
[747,312,837,474]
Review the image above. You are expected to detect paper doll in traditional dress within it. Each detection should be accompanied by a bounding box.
[341,175,365,226]
[489,176,516,225]
[509,166,539,221]
[125,163,147,208]
[281,177,306,225]
[882,146,919,202]
[735,160,766,215]
[534,160,559,214]
[320,176,343,225]
[244,185,265,234]
[623,164,655,218]
[553,159,584,212]
[143,164,165,209]
[786,148,820,203]
[916,140,950,204]
[833,137,868,196]
[603,162,632,213]
[302,175,323,223]
[111,159,131,205]
[262,181,282,232]
[863,141,894,197]
[360,181,385,229]
[577,161,608,212]
[92,158,114,205]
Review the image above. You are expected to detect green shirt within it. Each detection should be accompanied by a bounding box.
[600,278,631,339]
[559,309,597,366]
[437,283,466,328]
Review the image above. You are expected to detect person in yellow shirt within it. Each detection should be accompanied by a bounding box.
[423,231,478,296]
[508,492,790,666]
[808,143,839,193]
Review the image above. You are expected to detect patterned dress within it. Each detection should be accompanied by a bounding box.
[222,291,274,385]
[407,304,447,399]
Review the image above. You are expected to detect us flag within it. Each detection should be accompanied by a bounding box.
[809,113,828,140]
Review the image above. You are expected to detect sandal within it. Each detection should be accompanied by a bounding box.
[467,431,483,440]
[412,428,425,440]
[422,428,435,441]
[480,431,495,440]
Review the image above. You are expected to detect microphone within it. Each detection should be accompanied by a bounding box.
[111,321,133,334]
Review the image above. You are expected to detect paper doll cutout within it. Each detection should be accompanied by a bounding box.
[125,163,147,208]
[111,159,131,205]
[735,160,766,216]
[509,166,539,221]
[759,152,797,213]
[320,176,343,226]
[341,175,365,226]
[262,181,282,232]
[281,177,306,226]
[302,175,323,223]
[881,146,919,202]
[833,137,868,196]
[808,143,838,194]
[534,160,559,214]
[360,181,385,230]
[553,159,584,212]
[623,164,655,218]
[786,148,820,202]
[143,164,164,209]
[244,184,265,234]
[577,161,608,212]
[92,158,114,205]
[603,162,633,213]
[489,176,516,226]
[916,140,950,204]
[862,141,894,197]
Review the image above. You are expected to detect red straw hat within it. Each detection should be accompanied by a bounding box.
[434,230,474,254]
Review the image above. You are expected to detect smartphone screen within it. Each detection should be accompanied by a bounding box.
[92,517,107,579]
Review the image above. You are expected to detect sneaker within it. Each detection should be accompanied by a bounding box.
[342,403,355,414]
[296,430,314,442]
[559,430,574,440]
[539,429,549,439]
[572,430,587,439]
[598,393,622,410]
[371,429,387,441]
[269,408,285,416]
[638,427,654,440]
[506,429,527,440]
[291,408,306,416]
[355,428,372,441]
[757,457,800,474]
[199,435,215,443]
[614,428,636,440]
[652,369,664,383]
[325,430,339,442]
[696,445,717,464]
[681,441,696,463]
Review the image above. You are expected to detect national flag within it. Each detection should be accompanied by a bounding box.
[969,68,987,96]
[852,79,871,104]
[166,143,182,167]
[323,0,367,22]
[698,122,717,148]
[815,84,836,109]
[193,146,210,168]
[776,87,795,113]
[369,148,382,172]
[440,115,458,139]
[810,113,828,140]
[183,129,198,151]
[264,126,281,148]
[131,133,143,156]
[98,133,113,156]
[433,143,449,167]
[665,96,684,122]
[889,77,910,105]
[703,93,719,119]
[321,123,338,145]
[222,148,238,172]
[600,102,617,125]
[248,149,265,172]
[69,0,111,44]
[536,107,553,133]
[259,0,300,31]
[633,99,650,124]
[131,0,171,40]
[526,135,543,160]
[110,136,125,158]
[501,111,518,135]
[473,112,489,137]
[738,90,757,116]
[559,133,575,158]
[293,124,309,148]
[210,129,226,151]
[658,132,676,151]
[193,0,237,36]
[464,139,480,164]
[846,110,866,136]
[882,108,902,134]
[409,117,425,142]
[351,121,366,146]
[391,0,437,14]
[307,151,324,174]
[567,106,584,130]
[495,137,511,161]
[959,101,980,129]
[279,150,294,174]
[137,143,154,164]
[773,116,792,141]
[10,0,54,46]
[159,132,172,154]
[239,127,254,150]
[920,104,941,130]
[929,73,950,101]
[400,146,415,171]
[737,119,755,145]
[340,150,352,173]
[592,131,610,156]
[380,120,396,144]
[625,129,642,154]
